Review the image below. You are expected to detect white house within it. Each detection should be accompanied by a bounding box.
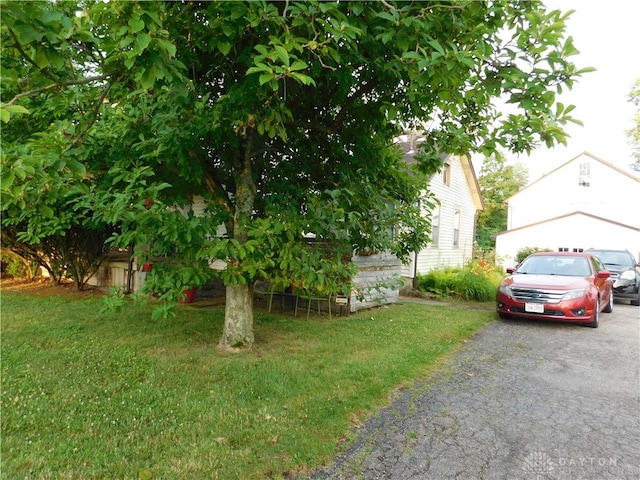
[495,152,640,267]
[395,135,484,285]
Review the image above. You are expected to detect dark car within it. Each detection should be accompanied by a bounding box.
[496,252,614,328]
[585,249,640,306]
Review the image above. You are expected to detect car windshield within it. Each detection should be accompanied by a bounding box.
[516,255,592,276]
[589,251,634,267]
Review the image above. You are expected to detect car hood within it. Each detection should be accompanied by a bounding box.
[602,265,634,275]
[503,274,588,290]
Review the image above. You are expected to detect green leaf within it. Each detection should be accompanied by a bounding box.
[136,33,151,50]
[129,18,145,33]
[274,45,289,67]
[35,48,50,68]
[0,104,30,123]
[259,73,273,85]
[156,39,177,57]
[230,5,247,20]
[47,49,66,69]
[291,72,316,86]
[141,66,156,90]
[218,42,231,56]
[1,169,15,190]
[351,3,364,15]
[3,104,30,115]
[66,159,86,178]
[376,11,397,23]
[40,205,54,218]
[428,39,445,56]
[290,60,308,71]
[14,24,44,44]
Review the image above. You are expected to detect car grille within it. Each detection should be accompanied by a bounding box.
[510,288,564,304]
[509,306,564,316]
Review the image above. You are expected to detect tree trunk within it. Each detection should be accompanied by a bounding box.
[218,130,258,349]
[218,283,255,349]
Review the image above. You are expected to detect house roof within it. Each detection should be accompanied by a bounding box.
[395,135,484,210]
[460,154,484,210]
[493,210,640,238]
[506,151,640,203]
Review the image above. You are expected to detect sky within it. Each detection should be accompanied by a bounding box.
[478,0,640,183]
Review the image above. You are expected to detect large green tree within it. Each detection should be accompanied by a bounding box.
[1,1,588,348]
[475,152,529,251]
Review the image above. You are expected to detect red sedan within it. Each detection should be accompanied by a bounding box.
[496,252,614,328]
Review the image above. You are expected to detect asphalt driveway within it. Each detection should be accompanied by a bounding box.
[307,303,640,479]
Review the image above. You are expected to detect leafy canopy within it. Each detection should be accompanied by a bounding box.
[626,78,640,170]
[1,1,591,341]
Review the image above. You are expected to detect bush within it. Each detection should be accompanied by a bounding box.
[2,223,116,290]
[0,248,36,279]
[417,259,504,302]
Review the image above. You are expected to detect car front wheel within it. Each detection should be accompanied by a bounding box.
[632,289,640,307]
[584,298,600,328]
[603,291,613,313]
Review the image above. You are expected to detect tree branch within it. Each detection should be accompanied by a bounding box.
[62,79,115,155]
[7,28,59,84]
[285,77,381,134]
[5,74,111,106]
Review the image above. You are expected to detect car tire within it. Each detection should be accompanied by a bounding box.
[584,298,600,328]
[603,292,613,313]
[631,290,640,307]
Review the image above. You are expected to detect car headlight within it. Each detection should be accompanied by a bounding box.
[620,270,636,280]
[562,289,585,301]
[499,284,512,297]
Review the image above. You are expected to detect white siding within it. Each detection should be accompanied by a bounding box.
[496,213,640,268]
[507,153,640,230]
[496,152,640,267]
[402,155,480,278]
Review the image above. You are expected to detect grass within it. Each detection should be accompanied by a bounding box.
[1,286,495,479]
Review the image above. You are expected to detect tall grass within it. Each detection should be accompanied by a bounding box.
[1,288,494,479]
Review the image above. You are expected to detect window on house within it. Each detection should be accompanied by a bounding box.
[431,206,440,247]
[443,162,452,186]
[453,208,461,248]
[578,162,590,187]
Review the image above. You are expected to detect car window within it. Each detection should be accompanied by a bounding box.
[517,256,591,276]
[517,256,551,274]
[558,258,591,276]
[591,251,634,267]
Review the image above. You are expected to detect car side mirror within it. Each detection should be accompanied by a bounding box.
[596,271,611,279]
[506,267,515,274]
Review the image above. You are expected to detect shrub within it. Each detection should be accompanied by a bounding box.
[417,259,504,302]
[0,248,36,279]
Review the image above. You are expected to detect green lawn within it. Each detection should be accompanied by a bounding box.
[1,288,494,479]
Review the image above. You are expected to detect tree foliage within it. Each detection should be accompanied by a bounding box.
[626,78,640,170]
[476,152,529,250]
[1,0,590,347]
